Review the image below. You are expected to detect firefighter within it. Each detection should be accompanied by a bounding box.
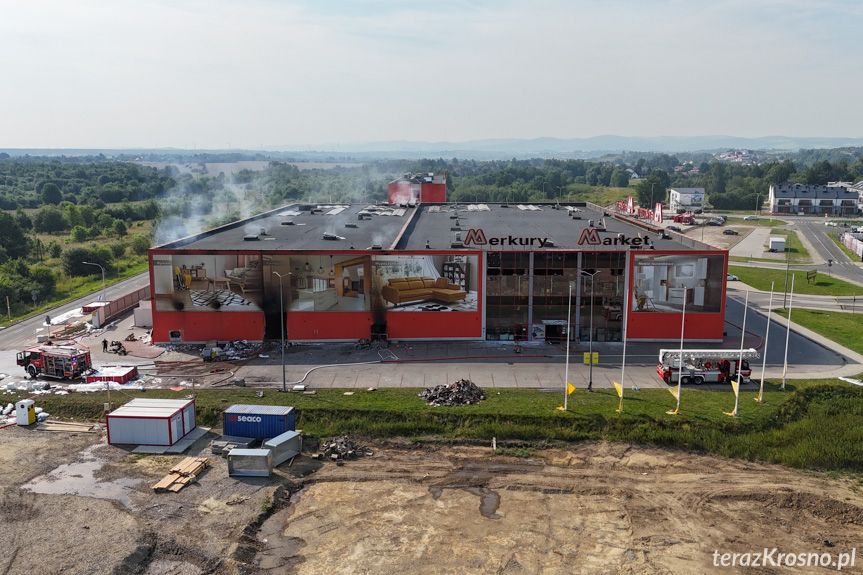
[102,339,108,352]
[717,359,731,383]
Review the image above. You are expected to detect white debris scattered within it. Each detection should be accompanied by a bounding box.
[839,377,863,387]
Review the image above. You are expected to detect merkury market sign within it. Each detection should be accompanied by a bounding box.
[461,228,651,248]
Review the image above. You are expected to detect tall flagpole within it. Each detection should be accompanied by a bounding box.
[729,290,749,418]
[756,282,774,403]
[781,274,795,391]
[618,283,630,412]
[564,282,573,411]
[670,287,686,415]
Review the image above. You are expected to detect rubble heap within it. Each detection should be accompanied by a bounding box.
[313,435,373,461]
[419,379,485,407]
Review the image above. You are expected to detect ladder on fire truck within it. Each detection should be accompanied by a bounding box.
[658,348,760,367]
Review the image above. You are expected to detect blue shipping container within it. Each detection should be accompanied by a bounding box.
[223,405,295,439]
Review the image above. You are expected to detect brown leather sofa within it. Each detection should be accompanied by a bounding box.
[381,276,467,306]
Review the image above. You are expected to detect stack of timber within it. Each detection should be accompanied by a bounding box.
[152,457,210,493]
[37,420,99,433]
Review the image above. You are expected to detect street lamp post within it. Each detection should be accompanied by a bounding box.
[581,269,599,392]
[782,245,791,308]
[272,271,291,392]
[564,281,574,411]
[82,261,106,301]
[556,186,564,204]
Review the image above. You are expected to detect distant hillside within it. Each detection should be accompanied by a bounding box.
[4,135,863,161]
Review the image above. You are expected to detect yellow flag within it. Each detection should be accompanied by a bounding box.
[567,382,576,395]
[613,382,623,413]
[668,387,679,400]
[730,378,739,397]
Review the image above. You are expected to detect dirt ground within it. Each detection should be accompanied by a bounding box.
[1,427,862,575]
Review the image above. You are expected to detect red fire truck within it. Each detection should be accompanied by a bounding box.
[673,213,695,224]
[656,348,759,385]
[16,342,92,379]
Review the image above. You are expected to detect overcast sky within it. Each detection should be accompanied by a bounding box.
[2,0,861,149]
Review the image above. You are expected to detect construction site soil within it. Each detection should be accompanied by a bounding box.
[2,427,862,574]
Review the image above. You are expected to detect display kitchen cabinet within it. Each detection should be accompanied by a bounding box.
[442,262,469,291]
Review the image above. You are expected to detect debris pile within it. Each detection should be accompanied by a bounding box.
[419,379,485,406]
[312,435,373,462]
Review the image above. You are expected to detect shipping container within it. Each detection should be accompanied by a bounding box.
[263,431,302,466]
[106,398,196,446]
[86,365,139,385]
[223,405,295,439]
[227,448,273,477]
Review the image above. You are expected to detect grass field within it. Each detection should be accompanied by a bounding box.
[775,308,863,355]
[727,265,861,296]
[21,379,863,471]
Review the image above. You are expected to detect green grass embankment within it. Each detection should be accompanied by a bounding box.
[727,266,860,297]
[22,379,863,471]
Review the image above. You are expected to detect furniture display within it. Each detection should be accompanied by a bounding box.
[225,267,263,294]
[297,288,338,311]
[442,262,469,291]
[206,277,232,292]
[381,276,467,306]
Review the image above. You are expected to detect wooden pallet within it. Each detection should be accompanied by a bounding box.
[37,420,99,433]
[152,457,210,493]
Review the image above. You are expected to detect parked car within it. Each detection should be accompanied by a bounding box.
[723,229,739,235]
[727,274,739,281]
[707,220,722,226]
[666,225,682,232]
[743,215,759,220]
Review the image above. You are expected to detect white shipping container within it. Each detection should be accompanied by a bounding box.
[107,398,196,446]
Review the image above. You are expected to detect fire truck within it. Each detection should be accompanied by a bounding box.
[656,348,760,385]
[673,213,695,224]
[16,342,92,379]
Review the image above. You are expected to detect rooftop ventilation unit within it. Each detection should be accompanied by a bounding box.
[544,239,555,247]
[450,241,464,248]
[369,244,383,250]
[588,220,594,227]
[425,240,431,249]
[243,235,259,241]
[280,221,295,226]
[344,222,358,228]
[323,232,339,240]
[260,227,268,235]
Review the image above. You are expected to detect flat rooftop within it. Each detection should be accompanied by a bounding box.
[157,204,413,251]
[155,202,719,253]
[398,203,714,251]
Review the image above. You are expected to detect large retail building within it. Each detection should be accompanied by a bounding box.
[149,199,729,345]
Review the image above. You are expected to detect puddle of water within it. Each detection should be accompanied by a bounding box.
[22,444,142,507]
[428,485,502,519]
[256,490,308,571]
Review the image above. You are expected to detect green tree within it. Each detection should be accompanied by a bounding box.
[40,182,63,205]
[14,208,32,231]
[130,234,151,255]
[31,205,68,233]
[108,240,127,259]
[112,219,128,238]
[47,241,62,259]
[61,247,110,277]
[0,211,29,260]
[70,225,89,243]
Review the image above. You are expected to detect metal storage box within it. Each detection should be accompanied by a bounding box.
[16,399,36,426]
[223,405,294,439]
[263,431,302,466]
[227,448,273,477]
[106,398,196,446]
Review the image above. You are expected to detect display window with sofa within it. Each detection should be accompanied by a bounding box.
[373,254,478,312]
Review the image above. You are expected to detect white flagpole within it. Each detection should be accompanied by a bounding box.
[620,286,630,392]
[781,274,795,391]
[564,282,572,411]
[674,287,687,414]
[731,290,749,417]
[757,282,774,403]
